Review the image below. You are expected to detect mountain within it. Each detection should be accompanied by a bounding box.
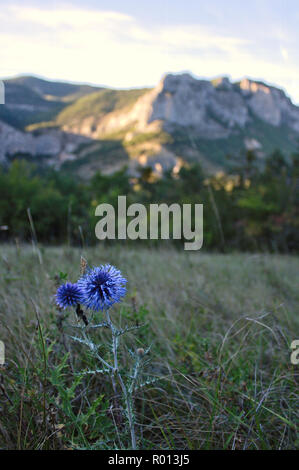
[0,73,298,177]
[0,75,102,129]
[7,75,101,101]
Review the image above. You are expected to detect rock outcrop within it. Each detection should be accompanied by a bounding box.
[0,120,31,162]
[91,73,299,138]
[238,78,299,130]
[0,119,90,165]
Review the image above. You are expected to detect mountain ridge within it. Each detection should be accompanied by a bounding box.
[0,73,298,177]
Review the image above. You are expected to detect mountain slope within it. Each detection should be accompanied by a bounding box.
[0,76,103,129]
[8,76,101,101]
[0,73,298,176]
[56,87,150,134]
[57,73,299,175]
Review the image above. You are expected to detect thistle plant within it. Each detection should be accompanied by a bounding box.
[56,260,151,450]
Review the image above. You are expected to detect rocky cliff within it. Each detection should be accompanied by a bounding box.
[89,73,299,138]
[0,73,298,176]
[0,119,90,166]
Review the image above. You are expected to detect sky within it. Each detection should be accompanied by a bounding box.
[1,0,299,103]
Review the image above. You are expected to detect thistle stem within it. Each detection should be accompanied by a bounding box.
[82,329,112,371]
[105,309,137,450]
[117,369,137,450]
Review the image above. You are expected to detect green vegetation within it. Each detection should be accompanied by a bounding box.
[61,139,130,178]
[0,245,298,449]
[123,130,173,147]
[0,149,298,252]
[0,102,64,130]
[168,117,298,170]
[0,76,101,131]
[56,88,150,127]
[5,76,101,101]
[1,77,150,137]
[22,87,149,135]
[0,136,298,450]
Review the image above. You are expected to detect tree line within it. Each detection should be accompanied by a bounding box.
[0,149,298,252]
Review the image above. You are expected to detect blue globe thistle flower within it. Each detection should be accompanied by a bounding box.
[56,282,83,309]
[78,264,127,311]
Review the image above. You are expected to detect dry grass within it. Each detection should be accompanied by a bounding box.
[0,244,298,449]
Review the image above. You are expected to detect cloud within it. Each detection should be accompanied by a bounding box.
[280,46,289,61]
[1,4,299,103]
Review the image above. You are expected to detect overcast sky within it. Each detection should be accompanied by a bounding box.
[1,0,299,103]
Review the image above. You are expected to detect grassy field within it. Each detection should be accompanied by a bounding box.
[0,244,298,450]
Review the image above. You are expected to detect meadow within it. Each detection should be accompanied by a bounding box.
[0,243,298,450]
